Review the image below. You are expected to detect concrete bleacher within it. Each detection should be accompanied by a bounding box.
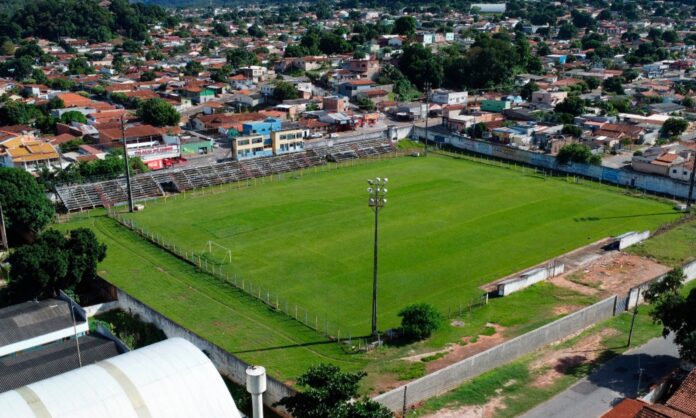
[56,139,394,211]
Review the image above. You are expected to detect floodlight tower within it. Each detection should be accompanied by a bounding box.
[367,177,388,339]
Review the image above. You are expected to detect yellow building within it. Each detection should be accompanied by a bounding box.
[271,129,304,155]
[233,134,270,160]
[0,135,61,172]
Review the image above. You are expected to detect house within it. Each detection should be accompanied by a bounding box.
[631,147,685,176]
[531,90,568,107]
[239,65,273,83]
[180,86,215,104]
[345,58,380,78]
[0,135,61,172]
[323,96,348,112]
[430,89,468,106]
[337,79,377,97]
[480,99,512,112]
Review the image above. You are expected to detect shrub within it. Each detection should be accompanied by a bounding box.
[398,303,443,341]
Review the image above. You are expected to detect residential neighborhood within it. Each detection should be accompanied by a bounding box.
[1,1,696,418]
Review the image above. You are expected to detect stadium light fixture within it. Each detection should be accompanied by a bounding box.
[367,177,388,340]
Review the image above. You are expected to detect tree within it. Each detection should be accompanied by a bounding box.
[273,81,300,102]
[184,60,204,76]
[556,143,601,165]
[226,48,259,68]
[622,68,639,82]
[5,228,106,304]
[59,110,88,125]
[602,77,625,95]
[275,364,392,418]
[643,269,696,363]
[561,124,582,137]
[586,77,600,90]
[0,167,54,243]
[399,43,443,89]
[520,81,539,101]
[393,16,416,36]
[136,98,180,127]
[68,57,93,75]
[660,118,689,138]
[555,96,585,117]
[248,24,266,38]
[212,22,230,37]
[557,23,578,40]
[571,10,595,28]
[398,303,443,341]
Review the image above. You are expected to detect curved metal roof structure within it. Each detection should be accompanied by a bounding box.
[0,338,241,418]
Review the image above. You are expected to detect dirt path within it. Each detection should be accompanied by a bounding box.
[530,328,619,388]
[550,253,670,297]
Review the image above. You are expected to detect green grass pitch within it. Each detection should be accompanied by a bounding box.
[119,154,679,336]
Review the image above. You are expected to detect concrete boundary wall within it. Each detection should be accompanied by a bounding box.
[373,296,617,412]
[84,301,121,318]
[497,263,565,296]
[413,126,692,199]
[617,231,651,250]
[627,259,696,309]
[113,288,295,413]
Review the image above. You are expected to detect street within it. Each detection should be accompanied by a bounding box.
[519,335,680,418]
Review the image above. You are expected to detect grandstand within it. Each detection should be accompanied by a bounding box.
[55,139,396,211]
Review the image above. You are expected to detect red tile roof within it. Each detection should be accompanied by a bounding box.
[666,369,696,416]
[601,398,647,418]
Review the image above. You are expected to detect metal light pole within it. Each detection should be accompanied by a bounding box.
[121,116,134,213]
[368,177,388,339]
[423,82,431,156]
[0,203,7,251]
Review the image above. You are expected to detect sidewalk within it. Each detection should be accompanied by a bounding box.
[518,335,679,418]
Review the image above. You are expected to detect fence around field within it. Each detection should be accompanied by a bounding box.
[109,285,296,413]
[373,295,618,412]
[417,127,692,201]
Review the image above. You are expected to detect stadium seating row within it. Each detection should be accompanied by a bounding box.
[56,139,396,211]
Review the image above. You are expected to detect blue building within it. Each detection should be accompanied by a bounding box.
[242,118,283,140]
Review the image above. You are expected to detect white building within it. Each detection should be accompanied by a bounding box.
[471,3,507,13]
[0,338,242,418]
[430,89,468,106]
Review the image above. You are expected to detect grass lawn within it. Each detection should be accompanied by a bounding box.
[628,217,696,267]
[56,215,368,381]
[119,155,679,335]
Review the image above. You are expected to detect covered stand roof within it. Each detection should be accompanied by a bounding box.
[0,338,241,418]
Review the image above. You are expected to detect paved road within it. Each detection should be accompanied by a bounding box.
[519,335,680,418]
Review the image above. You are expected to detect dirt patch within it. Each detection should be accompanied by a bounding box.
[424,324,506,373]
[422,394,508,418]
[550,253,670,297]
[530,328,618,387]
[552,304,584,315]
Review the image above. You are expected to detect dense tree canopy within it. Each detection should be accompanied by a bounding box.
[393,16,416,36]
[661,118,689,138]
[273,81,300,102]
[2,0,166,42]
[5,228,106,304]
[556,143,601,165]
[0,167,54,243]
[136,98,180,127]
[398,303,443,340]
[398,43,443,89]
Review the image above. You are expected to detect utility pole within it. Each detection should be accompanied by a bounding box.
[627,289,641,347]
[686,155,696,210]
[0,203,7,251]
[423,82,431,156]
[367,177,388,340]
[121,116,134,213]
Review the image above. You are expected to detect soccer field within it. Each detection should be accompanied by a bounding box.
[122,154,679,335]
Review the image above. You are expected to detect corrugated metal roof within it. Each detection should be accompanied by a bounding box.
[0,300,75,347]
